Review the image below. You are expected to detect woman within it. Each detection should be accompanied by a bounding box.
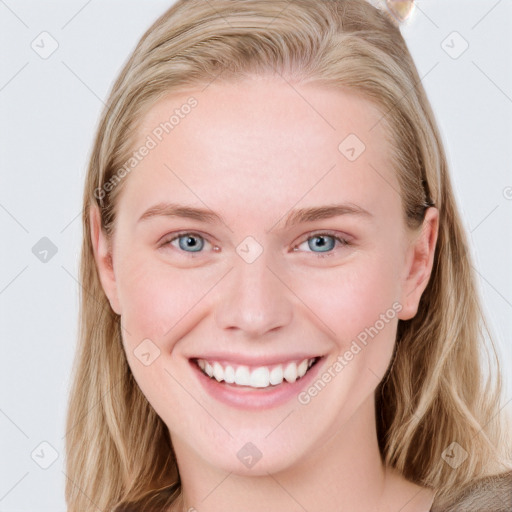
[65,1,512,510]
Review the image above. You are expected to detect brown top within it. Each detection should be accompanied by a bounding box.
[431,471,512,512]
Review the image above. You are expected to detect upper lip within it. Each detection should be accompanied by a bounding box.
[189,353,323,367]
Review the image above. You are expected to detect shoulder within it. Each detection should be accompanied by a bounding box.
[432,471,512,512]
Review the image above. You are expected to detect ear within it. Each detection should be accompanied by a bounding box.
[398,207,439,321]
[89,204,122,315]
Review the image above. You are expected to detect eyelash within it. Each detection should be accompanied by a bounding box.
[159,230,351,258]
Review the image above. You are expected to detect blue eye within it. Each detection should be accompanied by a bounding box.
[169,233,207,252]
[160,231,349,257]
[306,235,335,252]
[295,232,349,255]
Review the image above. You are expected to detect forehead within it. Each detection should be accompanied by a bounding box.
[118,77,400,227]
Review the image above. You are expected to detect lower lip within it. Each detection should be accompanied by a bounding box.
[191,358,324,410]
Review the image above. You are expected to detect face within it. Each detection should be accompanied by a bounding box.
[91,77,438,476]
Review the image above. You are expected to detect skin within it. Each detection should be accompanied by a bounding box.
[91,77,439,512]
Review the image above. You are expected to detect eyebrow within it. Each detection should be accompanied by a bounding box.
[137,202,373,228]
[138,202,222,224]
[281,204,372,229]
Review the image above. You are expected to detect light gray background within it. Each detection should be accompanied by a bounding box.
[1,1,511,510]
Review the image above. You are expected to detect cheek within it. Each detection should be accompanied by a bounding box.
[115,252,214,348]
[291,252,403,385]
[113,256,217,424]
[298,257,401,336]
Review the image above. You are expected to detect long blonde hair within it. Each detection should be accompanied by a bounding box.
[65,1,512,510]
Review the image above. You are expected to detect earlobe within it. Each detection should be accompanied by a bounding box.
[398,207,439,321]
[89,204,122,315]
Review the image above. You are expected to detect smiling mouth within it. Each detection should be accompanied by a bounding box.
[192,357,321,389]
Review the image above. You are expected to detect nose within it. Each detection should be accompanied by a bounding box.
[213,251,294,338]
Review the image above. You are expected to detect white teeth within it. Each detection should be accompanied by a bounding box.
[234,366,250,386]
[283,362,298,383]
[297,359,308,378]
[213,362,224,382]
[269,365,284,385]
[224,365,235,384]
[196,357,317,389]
[250,367,270,388]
